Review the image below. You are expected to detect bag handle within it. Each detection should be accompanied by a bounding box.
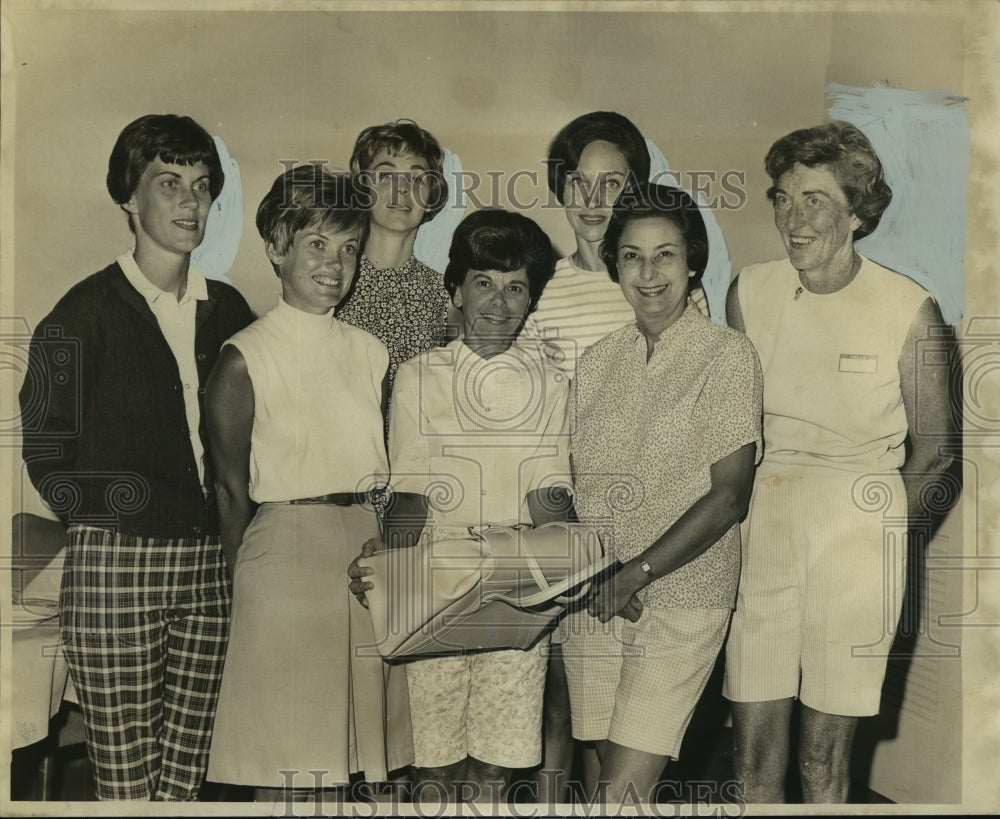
[482,554,617,609]
[471,524,554,594]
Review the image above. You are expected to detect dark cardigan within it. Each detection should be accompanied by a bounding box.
[19,262,253,538]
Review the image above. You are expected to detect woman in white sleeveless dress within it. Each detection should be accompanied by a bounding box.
[205,166,411,801]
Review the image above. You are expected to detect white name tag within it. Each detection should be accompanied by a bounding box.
[839,353,878,373]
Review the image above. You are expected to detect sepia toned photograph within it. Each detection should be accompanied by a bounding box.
[1,1,997,815]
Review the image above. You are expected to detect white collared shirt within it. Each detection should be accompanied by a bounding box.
[118,250,208,489]
[389,336,572,529]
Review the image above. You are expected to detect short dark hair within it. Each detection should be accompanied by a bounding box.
[764,120,892,241]
[107,114,224,205]
[444,208,556,315]
[546,111,651,204]
[256,165,370,266]
[600,182,709,290]
[349,119,448,221]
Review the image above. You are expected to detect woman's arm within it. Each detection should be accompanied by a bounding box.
[205,345,257,579]
[898,297,955,520]
[526,487,573,526]
[382,491,430,550]
[589,441,757,622]
[725,274,746,333]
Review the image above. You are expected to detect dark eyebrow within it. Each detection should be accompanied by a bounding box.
[618,241,680,251]
[569,169,625,177]
[154,171,210,183]
[774,187,834,199]
[372,160,428,171]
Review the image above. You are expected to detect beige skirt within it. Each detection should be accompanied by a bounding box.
[207,502,412,787]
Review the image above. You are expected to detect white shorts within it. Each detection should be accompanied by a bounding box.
[562,606,731,759]
[723,467,907,716]
[404,642,548,769]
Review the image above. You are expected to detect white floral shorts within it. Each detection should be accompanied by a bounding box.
[404,641,548,769]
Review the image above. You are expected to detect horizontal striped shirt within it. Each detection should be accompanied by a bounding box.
[523,256,635,377]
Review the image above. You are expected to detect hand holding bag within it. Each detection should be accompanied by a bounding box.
[358,521,613,659]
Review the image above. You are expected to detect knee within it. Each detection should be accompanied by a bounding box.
[798,743,849,783]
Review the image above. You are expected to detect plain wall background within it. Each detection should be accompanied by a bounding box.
[2,3,998,812]
[5,7,970,319]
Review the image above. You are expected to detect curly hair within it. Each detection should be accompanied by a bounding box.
[764,120,892,240]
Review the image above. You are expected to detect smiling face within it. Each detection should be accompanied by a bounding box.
[124,157,212,259]
[268,223,362,315]
[615,216,694,336]
[562,140,631,246]
[367,149,432,235]
[772,162,861,279]
[452,267,532,357]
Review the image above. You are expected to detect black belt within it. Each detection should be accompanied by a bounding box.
[287,492,370,506]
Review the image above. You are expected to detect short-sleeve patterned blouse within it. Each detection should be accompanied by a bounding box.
[335,254,450,392]
[571,302,763,609]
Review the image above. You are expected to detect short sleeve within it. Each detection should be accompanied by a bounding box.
[520,375,573,497]
[387,359,432,496]
[694,334,764,467]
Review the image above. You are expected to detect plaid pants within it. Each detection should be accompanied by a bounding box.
[59,525,231,801]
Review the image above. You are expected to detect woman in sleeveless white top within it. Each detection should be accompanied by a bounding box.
[205,167,411,797]
[721,122,954,804]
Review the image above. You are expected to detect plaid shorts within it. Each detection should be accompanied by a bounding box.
[562,606,731,759]
[59,525,230,801]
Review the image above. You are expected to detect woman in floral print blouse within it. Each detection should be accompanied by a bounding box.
[336,120,459,402]
[562,182,762,806]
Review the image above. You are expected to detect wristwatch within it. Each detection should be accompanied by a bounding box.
[637,559,655,580]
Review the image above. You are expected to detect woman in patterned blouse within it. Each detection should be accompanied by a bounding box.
[562,182,762,805]
[336,120,459,402]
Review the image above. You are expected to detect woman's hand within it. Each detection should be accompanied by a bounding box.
[587,566,645,623]
[347,537,381,607]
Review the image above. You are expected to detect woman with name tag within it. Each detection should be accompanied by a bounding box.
[722,121,954,803]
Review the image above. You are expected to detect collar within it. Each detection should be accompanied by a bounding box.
[630,298,699,348]
[448,334,546,367]
[272,295,338,335]
[117,250,208,306]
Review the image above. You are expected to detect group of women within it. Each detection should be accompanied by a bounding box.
[22,109,952,807]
